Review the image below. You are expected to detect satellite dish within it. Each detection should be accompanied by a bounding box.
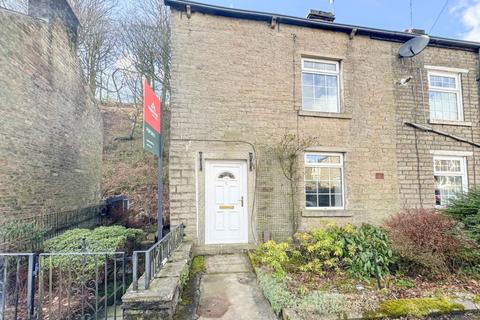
[399,34,430,58]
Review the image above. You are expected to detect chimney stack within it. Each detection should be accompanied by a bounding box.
[404,28,426,35]
[307,9,335,22]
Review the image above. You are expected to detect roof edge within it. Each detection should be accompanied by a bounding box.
[164,0,480,51]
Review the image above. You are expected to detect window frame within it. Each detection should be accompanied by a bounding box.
[301,58,341,113]
[427,70,464,122]
[304,152,345,210]
[433,155,468,208]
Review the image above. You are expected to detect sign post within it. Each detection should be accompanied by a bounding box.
[143,80,163,240]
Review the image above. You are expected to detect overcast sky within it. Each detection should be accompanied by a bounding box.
[191,0,480,42]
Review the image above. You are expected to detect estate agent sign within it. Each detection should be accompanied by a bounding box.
[143,81,161,156]
[143,80,164,239]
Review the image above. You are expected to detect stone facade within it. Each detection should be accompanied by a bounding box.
[167,5,480,244]
[0,2,103,225]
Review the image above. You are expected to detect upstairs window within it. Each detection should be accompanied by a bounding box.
[428,71,463,121]
[305,153,344,209]
[434,156,467,207]
[302,59,340,113]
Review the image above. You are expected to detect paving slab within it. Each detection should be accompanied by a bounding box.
[196,254,276,320]
[204,254,252,274]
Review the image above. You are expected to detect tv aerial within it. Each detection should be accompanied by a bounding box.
[399,34,430,57]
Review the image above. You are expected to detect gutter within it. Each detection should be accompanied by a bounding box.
[164,0,480,51]
[405,122,480,148]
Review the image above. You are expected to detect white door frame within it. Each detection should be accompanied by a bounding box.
[205,160,248,244]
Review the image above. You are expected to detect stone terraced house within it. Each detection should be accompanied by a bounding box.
[165,0,480,248]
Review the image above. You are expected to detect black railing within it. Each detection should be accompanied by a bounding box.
[132,224,184,290]
[1,197,129,252]
[0,221,185,320]
[0,253,36,320]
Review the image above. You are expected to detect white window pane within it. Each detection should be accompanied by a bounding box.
[326,75,337,87]
[325,97,339,112]
[314,62,337,72]
[306,154,341,164]
[434,159,462,173]
[303,86,314,98]
[314,86,326,99]
[303,73,314,86]
[318,180,330,193]
[435,175,463,206]
[314,74,326,87]
[306,194,317,207]
[305,167,319,180]
[305,181,317,193]
[429,91,459,121]
[330,169,342,193]
[318,194,330,207]
[330,194,342,207]
[430,75,457,89]
[305,154,344,208]
[304,60,337,72]
[303,98,314,109]
[304,61,315,69]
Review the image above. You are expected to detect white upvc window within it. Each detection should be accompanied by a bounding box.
[428,70,463,122]
[433,155,468,207]
[301,58,340,113]
[304,153,344,209]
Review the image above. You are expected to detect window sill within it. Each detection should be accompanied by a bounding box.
[429,119,472,127]
[298,110,353,119]
[302,209,353,217]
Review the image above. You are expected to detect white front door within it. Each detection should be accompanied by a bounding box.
[205,160,248,244]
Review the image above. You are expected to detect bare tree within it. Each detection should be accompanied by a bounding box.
[71,0,118,98]
[111,68,143,141]
[120,0,171,102]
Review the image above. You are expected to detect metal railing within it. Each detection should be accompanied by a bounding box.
[37,252,127,320]
[0,253,36,320]
[0,205,105,252]
[0,251,128,320]
[132,224,184,290]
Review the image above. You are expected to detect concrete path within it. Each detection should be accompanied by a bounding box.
[196,254,277,320]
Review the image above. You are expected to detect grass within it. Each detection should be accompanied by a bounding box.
[174,255,206,320]
[191,256,206,276]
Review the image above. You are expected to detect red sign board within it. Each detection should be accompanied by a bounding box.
[143,80,161,133]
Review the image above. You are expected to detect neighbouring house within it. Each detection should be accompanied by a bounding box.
[0,0,103,241]
[165,0,480,247]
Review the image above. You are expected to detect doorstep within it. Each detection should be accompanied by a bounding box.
[194,243,257,256]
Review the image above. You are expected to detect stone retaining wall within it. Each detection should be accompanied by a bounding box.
[122,242,193,320]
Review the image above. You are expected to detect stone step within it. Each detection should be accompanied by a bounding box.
[193,244,256,256]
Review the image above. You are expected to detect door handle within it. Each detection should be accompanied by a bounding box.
[240,196,244,207]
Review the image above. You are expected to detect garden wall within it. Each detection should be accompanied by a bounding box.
[0,1,103,226]
[122,242,193,319]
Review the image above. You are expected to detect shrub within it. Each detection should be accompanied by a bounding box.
[256,270,295,314]
[445,188,480,243]
[44,225,143,253]
[343,224,393,279]
[384,209,477,275]
[252,223,393,280]
[293,224,393,279]
[293,225,347,275]
[0,221,48,252]
[250,240,290,279]
[43,226,144,273]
